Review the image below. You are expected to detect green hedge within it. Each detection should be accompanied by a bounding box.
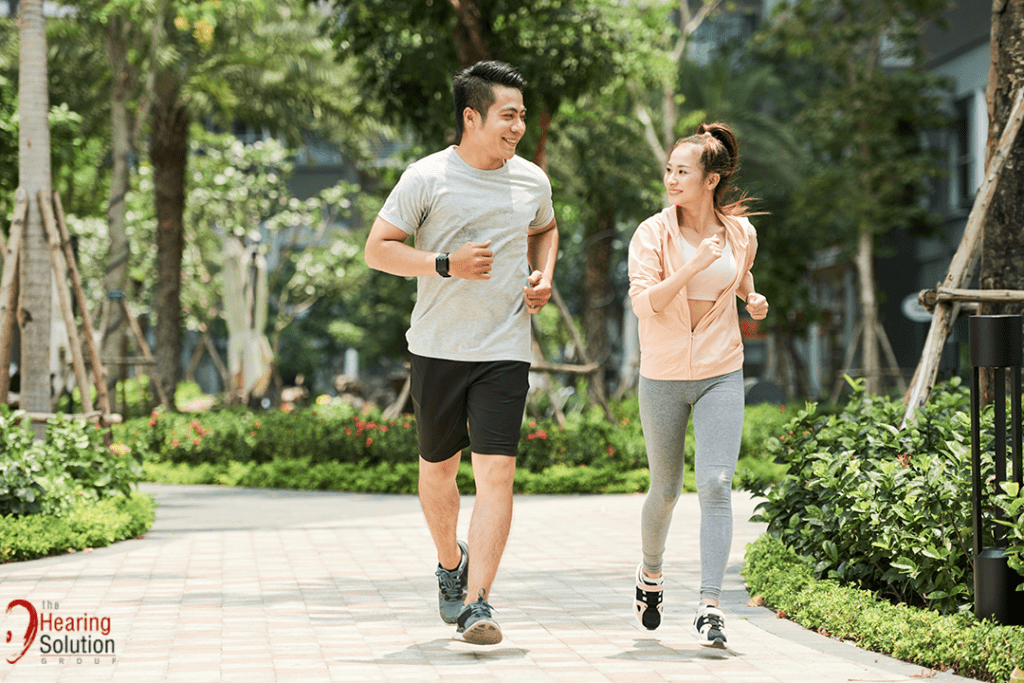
[744,535,1024,683]
[0,492,156,563]
[115,395,795,490]
[142,457,655,494]
[747,377,1024,614]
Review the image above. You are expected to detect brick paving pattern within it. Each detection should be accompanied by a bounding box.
[0,484,976,682]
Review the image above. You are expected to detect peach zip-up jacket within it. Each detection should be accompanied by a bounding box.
[628,206,758,381]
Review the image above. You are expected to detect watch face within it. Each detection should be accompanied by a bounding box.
[436,253,450,277]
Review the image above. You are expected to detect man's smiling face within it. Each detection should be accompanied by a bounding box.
[477,85,526,163]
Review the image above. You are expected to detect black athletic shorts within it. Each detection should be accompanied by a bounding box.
[409,353,531,463]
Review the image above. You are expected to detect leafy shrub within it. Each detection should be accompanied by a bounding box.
[744,535,1024,683]
[996,482,1024,578]
[0,492,156,563]
[750,376,1023,614]
[121,402,422,467]
[0,408,143,518]
[121,391,796,494]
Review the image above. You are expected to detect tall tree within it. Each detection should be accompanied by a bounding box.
[331,0,630,165]
[977,0,1024,403]
[16,0,52,416]
[90,0,162,395]
[141,0,369,408]
[979,0,1024,315]
[630,0,729,170]
[753,0,952,396]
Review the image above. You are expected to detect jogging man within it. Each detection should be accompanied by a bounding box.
[363,60,559,645]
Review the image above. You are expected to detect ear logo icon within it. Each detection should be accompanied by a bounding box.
[5,600,38,664]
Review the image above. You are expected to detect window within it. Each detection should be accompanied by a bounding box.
[952,96,975,211]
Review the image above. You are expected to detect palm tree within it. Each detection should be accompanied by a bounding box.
[16,0,53,417]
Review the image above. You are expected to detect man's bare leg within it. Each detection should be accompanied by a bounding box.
[465,452,515,603]
[418,453,463,570]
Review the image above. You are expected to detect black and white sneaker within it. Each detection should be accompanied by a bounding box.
[456,589,502,645]
[634,562,663,630]
[691,603,728,648]
[435,540,468,624]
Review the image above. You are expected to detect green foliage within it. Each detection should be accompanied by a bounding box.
[0,408,143,518]
[751,0,952,247]
[124,392,792,497]
[751,377,1024,614]
[329,0,634,151]
[744,535,1024,683]
[995,482,1024,580]
[143,455,652,495]
[0,493,156,564]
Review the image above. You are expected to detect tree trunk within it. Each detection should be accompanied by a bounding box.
[102,16,132,393]
[150,80,188,411]
[448,0,491,67]
[16,0,53,417]
[979,0,1024,403]
[855,222,881,395]
[583,210,614,404]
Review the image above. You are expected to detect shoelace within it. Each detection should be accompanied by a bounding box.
[465,589,495,618]
[435,565,464,600]
[697,611,724,633]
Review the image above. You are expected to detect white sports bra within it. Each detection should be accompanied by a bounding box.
[680,235,737,301]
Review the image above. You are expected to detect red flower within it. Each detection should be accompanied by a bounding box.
[193,438,202,446]
[365,437,373,448]
[171,439,180,447]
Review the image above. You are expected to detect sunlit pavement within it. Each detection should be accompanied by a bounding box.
[0,483,977,682]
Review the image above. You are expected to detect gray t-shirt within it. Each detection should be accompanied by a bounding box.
[378,146,555,363]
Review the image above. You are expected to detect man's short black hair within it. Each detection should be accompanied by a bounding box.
[452,61,527,144]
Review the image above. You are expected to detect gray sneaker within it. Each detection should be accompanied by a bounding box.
[456,589,502,645]
[435,540,468,624]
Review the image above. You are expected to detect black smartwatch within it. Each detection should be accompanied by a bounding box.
[435,252,451,278]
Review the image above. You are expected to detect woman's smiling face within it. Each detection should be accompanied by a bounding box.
[664,142,716,207]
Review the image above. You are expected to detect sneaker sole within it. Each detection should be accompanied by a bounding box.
[456,619,503,645]
[691,626,728,649]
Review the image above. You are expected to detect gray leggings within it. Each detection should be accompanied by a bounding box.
[639,370,744,602]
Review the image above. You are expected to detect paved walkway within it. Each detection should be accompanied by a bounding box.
[0,484,974,682]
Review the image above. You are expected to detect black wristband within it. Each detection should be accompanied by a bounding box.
[435,253,451,278]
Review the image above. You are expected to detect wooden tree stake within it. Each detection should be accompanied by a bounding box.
[39,191,94,414]
[902,85,1024,427]
[52,192,111,417]
[0,188,27,404]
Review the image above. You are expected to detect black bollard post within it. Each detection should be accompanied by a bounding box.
[968,314,1024,626]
